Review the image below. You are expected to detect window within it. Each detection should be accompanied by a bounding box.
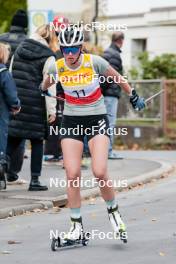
[131,39,147,67]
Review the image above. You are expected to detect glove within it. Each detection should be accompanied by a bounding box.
[41,90,51,97]
[39,84,51,97]
[130,89,145,111]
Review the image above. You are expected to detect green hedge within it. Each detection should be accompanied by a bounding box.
[129,51,176,79]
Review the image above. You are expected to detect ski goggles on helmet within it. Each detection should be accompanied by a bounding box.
[61,46,81,54]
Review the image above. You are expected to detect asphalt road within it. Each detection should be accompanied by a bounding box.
[0,172,176,264]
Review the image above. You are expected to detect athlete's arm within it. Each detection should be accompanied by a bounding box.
[93,54,145,111]
[104,65,145,110]
[92,54,132,95]
[103,65,132,95]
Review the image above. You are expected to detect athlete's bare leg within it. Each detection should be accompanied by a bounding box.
[88,135,115,201]
[61,138,83,208]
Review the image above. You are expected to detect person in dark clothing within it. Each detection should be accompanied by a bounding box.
[0,43,21,190]
[101,31,125,159]
[0,9,28,67]
[7,24,57,191]
[0,9,28,182]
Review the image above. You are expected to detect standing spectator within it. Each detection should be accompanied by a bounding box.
[0,9,28,182]
[0,9,28,67]
[101,32,125,159]
[44,16,67,163]
[0,43,21,190]
[7,24,57,191]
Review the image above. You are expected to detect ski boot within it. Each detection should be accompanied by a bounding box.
[51,217,90,251]
[0,158,7,190]
[108,206,127,243]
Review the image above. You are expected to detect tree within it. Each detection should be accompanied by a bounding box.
[0,0,27,33]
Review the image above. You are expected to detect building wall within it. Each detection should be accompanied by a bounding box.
[27,0,176,71]
[98,6,176,71]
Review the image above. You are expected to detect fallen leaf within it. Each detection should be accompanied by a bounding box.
[130,218,137,221]
[91,213,96,218]
[152,218,157,222]
[25,211,31,215]
[8,240,22,245]
[9,211,13,217]
[53,207,61,212]
[159,252,165,257]
[1,251,12,254]
[138,182,144,186]
[32,208,42,213]
[131,144,139,150]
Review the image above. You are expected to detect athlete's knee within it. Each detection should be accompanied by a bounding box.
[92,168,107,181]
[66,169,81,184]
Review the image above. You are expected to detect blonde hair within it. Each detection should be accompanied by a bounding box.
[0,43,10,64]
[36,24,58,52]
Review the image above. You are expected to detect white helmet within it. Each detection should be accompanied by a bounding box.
[59,25,84,47]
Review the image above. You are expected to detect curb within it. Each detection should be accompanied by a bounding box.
[48,160,174,205]
[0,201,53,219]
[0,160,174,219]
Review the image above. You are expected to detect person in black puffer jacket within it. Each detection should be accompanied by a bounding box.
[7,24,57,191]
[0,9,28,182]
[101,32,125,159]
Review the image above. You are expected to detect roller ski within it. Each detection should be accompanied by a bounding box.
[0,158,7,190]
[51,217,90,251]
[108,206,128,243]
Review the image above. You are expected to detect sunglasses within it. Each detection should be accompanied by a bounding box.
[61,46,80,54]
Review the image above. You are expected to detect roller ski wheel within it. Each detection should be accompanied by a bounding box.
[119,229,128,244]
[82,232,90,246]
[51,237,61,251]
[0,164,6,190]
[51,232,90,251]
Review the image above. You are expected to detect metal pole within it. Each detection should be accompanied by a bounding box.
[92,0,99,45]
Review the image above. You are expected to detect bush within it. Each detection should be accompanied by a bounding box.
[129,51,176,80]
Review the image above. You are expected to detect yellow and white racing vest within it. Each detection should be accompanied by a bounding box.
[56,54,106,116]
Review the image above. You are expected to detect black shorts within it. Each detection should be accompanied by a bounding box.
[60,114,110,142]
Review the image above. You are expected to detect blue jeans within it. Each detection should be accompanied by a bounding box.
[0,113,9,160]
[104,96,119,155]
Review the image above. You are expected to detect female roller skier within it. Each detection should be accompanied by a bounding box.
[42,25,145,242]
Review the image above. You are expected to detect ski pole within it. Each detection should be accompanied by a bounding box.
[41,91,65,101]
[144,89,164,104]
